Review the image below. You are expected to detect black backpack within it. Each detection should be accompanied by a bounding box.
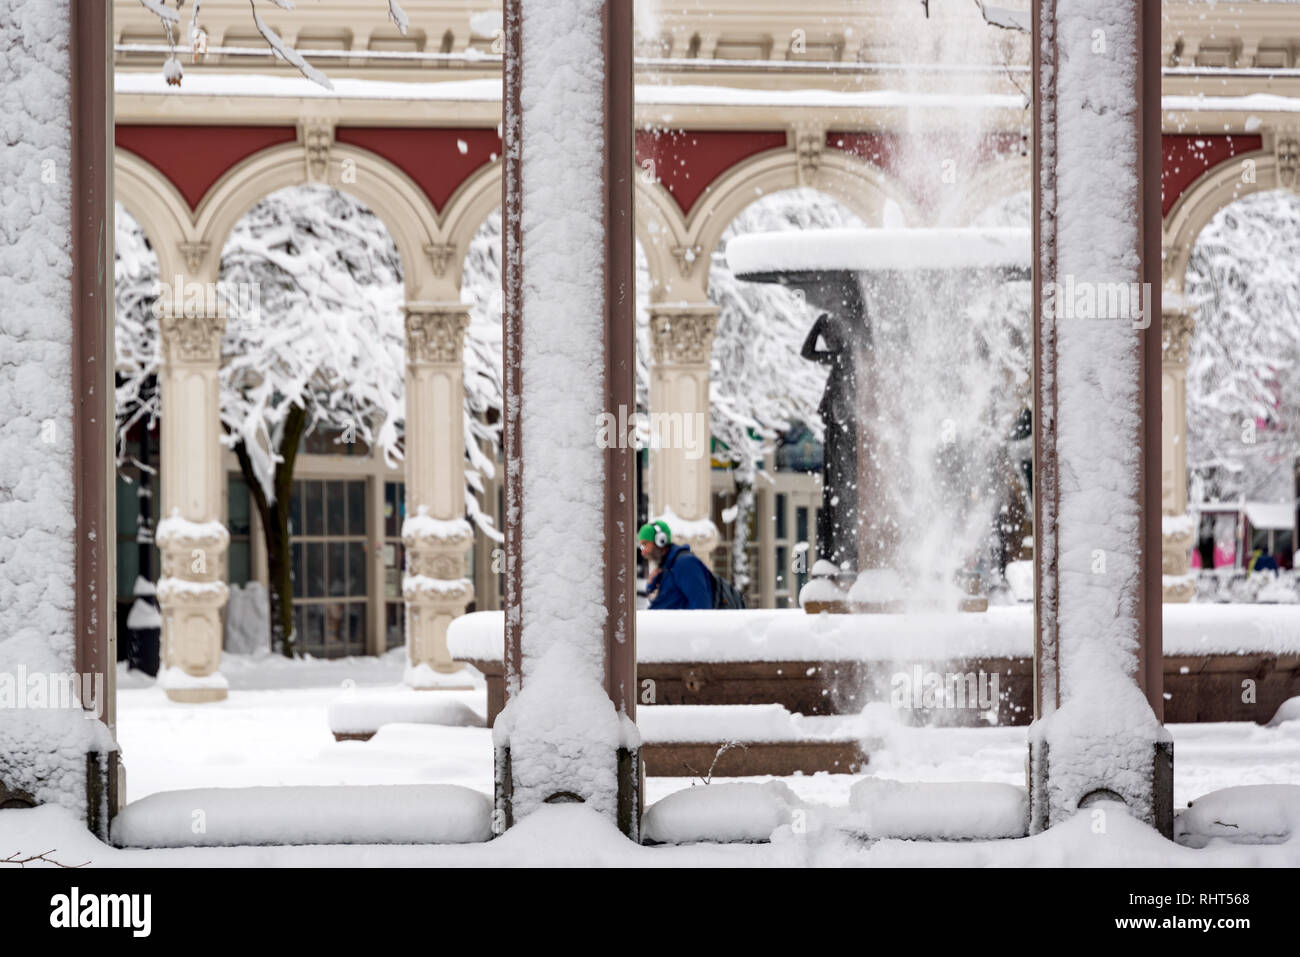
[660,546,746,609]
[710,570,747,610]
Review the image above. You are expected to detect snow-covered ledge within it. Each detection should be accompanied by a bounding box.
[648,301,720,567]
[402,304,474,679]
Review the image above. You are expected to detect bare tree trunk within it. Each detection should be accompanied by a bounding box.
[235,404,309,658]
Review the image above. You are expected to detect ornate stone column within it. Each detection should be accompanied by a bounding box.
[648,302,719,564]
[402,302,474,684]
[156,307,230,703]
[1161,303,1197,602]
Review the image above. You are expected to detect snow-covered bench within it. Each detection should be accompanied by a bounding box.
[327,689,485,742]
[637,705,868,777]
[449,606,1300,727]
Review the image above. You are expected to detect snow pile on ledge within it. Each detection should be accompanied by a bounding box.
[449,604,1300,664]
[328,690,485,735]
[154,511,230,547]
[1268,696,1300,727]
[847,777,1028,841]
[401,507,472,543]
[156,666,229,692]
[798,576,846,606]
[404,661,482,690]
[111,784,493,847]
[643,781,803,844]
[655,507,718,545]
[848,568,905,604]
[1176,785,1300,848]
[726,227,1030,276]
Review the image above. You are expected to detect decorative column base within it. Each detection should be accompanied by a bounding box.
[156,512,229,703]
[1162,514,1196,603]
[403,509,474,684]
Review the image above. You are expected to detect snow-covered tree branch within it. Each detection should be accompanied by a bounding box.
[139,0,409,89]
[1185,189,1300,503]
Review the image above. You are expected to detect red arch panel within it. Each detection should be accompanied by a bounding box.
[115,125,298,210]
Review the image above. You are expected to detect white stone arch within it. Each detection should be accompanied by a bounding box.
[1163,148,1279,295]
[114,148,194,282]
[938,154,1032,226]
[440,159,504,294]
[192,141,444,300]
[636,177,692,301]
[439,158,682,305]
[683,147,920,297]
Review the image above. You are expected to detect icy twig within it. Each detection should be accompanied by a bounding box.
[250,2,334,90]
[1,849,90,868]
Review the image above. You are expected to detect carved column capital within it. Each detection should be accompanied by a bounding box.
[160,312,226,364]
[1161,306,1195,367]
[649,303,718,365]
[404,303,470,364]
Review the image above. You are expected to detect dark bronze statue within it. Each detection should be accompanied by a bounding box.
[801,311,867,570]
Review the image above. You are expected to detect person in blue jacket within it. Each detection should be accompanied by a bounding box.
[639,520,713,610]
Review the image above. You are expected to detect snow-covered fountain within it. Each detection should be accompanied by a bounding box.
[727,226,1031,613]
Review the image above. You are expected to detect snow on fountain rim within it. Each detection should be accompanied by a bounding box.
[725,227,1031,276]
[448,604,1300,664]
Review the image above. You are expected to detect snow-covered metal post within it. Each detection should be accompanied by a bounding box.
[1029,0,1173,836]
[496,0,640,838]
[402,302,475,681]
[0,0,119,836]
[648,302,720,566]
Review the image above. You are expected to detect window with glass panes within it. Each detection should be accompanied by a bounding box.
[227,476,253,586]
[773,490,817,608]
[383,480,405,650]
[290,479,369,657]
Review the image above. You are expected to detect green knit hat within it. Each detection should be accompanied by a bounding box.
[638,520,671,546]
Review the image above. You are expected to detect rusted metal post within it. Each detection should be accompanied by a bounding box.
[1139,0,1165,721]
[603,0,637,729]
[500,0,524,704]
[497,0,640,838]
[71,0,119,834]
[1030,0,1059,727]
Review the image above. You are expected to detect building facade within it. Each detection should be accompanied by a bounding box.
[109,0,1300,680]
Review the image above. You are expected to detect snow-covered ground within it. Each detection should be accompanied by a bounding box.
[4,651,1289,865]
[112,653,1300,810]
